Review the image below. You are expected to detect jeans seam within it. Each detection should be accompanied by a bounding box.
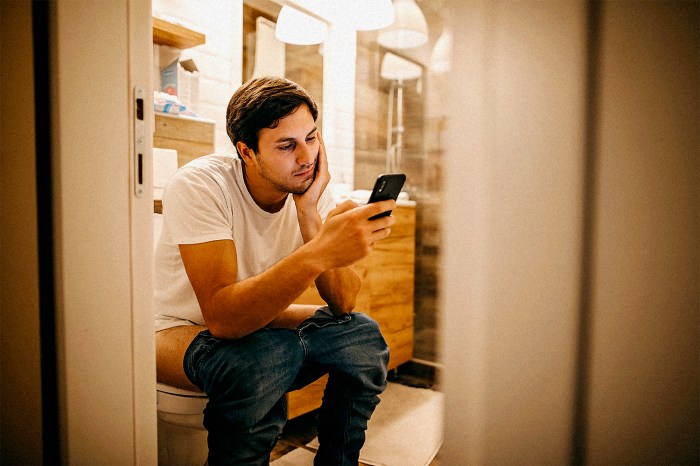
[184,331,219,389]
[296,312,352,334]
[342,399,353,466]
[296,328,309,359]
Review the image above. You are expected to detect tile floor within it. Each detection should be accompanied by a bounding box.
[270,361,442,465]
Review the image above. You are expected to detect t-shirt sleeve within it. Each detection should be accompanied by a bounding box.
[162,167,234,245]
[318,185,336,222]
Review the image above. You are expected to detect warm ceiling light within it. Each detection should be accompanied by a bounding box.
[377,0,428,49]
[274,1,396,45]
[275,4,328,45]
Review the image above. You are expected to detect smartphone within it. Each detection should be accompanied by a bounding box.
[367,173,406,220]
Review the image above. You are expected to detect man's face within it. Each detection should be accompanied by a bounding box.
[253,104,319,195]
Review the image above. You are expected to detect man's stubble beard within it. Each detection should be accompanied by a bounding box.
[255,154,314,195]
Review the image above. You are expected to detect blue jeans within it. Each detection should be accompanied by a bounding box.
[183,308,390,465]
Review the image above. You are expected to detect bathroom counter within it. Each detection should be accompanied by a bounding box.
[287,203,416,419]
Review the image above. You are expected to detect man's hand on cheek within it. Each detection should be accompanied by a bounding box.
[294,131,330,215]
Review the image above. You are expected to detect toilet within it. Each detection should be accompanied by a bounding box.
[153,155,209,464]
[156,382,209,465]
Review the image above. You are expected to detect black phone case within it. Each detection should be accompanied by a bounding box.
[368,174,406,220]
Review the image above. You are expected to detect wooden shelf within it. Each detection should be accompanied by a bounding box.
[153,17,205,49]
[154,113,215,167]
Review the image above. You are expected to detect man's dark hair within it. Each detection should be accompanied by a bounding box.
[226,76,318,158]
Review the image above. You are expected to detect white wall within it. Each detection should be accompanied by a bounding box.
[152,0,243,153]
[321,24,357,187]
[586,2,699,462]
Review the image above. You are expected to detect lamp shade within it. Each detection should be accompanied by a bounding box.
[377,0,428,49]
[429,29,452,74]
[380,52,422,81]
[275,4,328,45]
[351,0,395,31]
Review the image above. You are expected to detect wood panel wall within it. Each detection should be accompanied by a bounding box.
[355,31,444,362]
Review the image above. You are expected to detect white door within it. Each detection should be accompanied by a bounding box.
[51,1,156,463]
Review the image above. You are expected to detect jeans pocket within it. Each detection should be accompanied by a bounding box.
[183,330,220,389]
[297,306,352,333]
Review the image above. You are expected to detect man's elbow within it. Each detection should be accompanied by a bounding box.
[204,312,249,340]
[330,297,356,315]
[207,322,249,340]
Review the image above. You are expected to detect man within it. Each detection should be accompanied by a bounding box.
[154,76,395,465]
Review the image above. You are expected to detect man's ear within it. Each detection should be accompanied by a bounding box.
[236,141,255,163]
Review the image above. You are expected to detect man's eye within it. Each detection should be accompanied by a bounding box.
[306,135,317,143]
[279,144,294,151]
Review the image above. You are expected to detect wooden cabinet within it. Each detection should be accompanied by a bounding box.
[153,113,215,168]
[287,203,416,419]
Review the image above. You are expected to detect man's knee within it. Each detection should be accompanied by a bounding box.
[350,313,389,351]
[340,313,390,381]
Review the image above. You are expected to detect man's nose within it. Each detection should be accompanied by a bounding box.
[297,142,316,166]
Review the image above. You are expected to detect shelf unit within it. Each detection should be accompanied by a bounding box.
[153,17,205,49]
[152,17,211,214]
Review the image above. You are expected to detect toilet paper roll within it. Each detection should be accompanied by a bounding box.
[153,148,178,199]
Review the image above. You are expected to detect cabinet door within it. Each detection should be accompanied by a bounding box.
[293,205,416,368]
[153,113,215,167]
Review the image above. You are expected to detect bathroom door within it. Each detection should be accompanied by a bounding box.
[50,0,156,463]
[440,1,698,464]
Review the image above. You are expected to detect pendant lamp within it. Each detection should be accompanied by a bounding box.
[275,4,328,45]
[275,0,395,45]
[377,0,428,49]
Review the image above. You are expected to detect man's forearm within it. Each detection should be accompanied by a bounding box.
[266,304,320,329]
[190,239,326,339]
[296,207,361,314]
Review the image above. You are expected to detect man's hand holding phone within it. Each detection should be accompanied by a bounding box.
[302,172,405,272]
[312,199,396,269]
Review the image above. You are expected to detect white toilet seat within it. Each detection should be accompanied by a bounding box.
[157,382,208,415]
[157,382,206,397]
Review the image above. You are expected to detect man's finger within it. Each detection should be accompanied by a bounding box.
[328,200,360,217]
[356,200,396,219]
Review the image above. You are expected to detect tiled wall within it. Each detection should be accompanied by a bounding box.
[242,4,324,136]
[320,26,357,187]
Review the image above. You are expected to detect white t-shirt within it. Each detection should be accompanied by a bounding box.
[154,154,335,332]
